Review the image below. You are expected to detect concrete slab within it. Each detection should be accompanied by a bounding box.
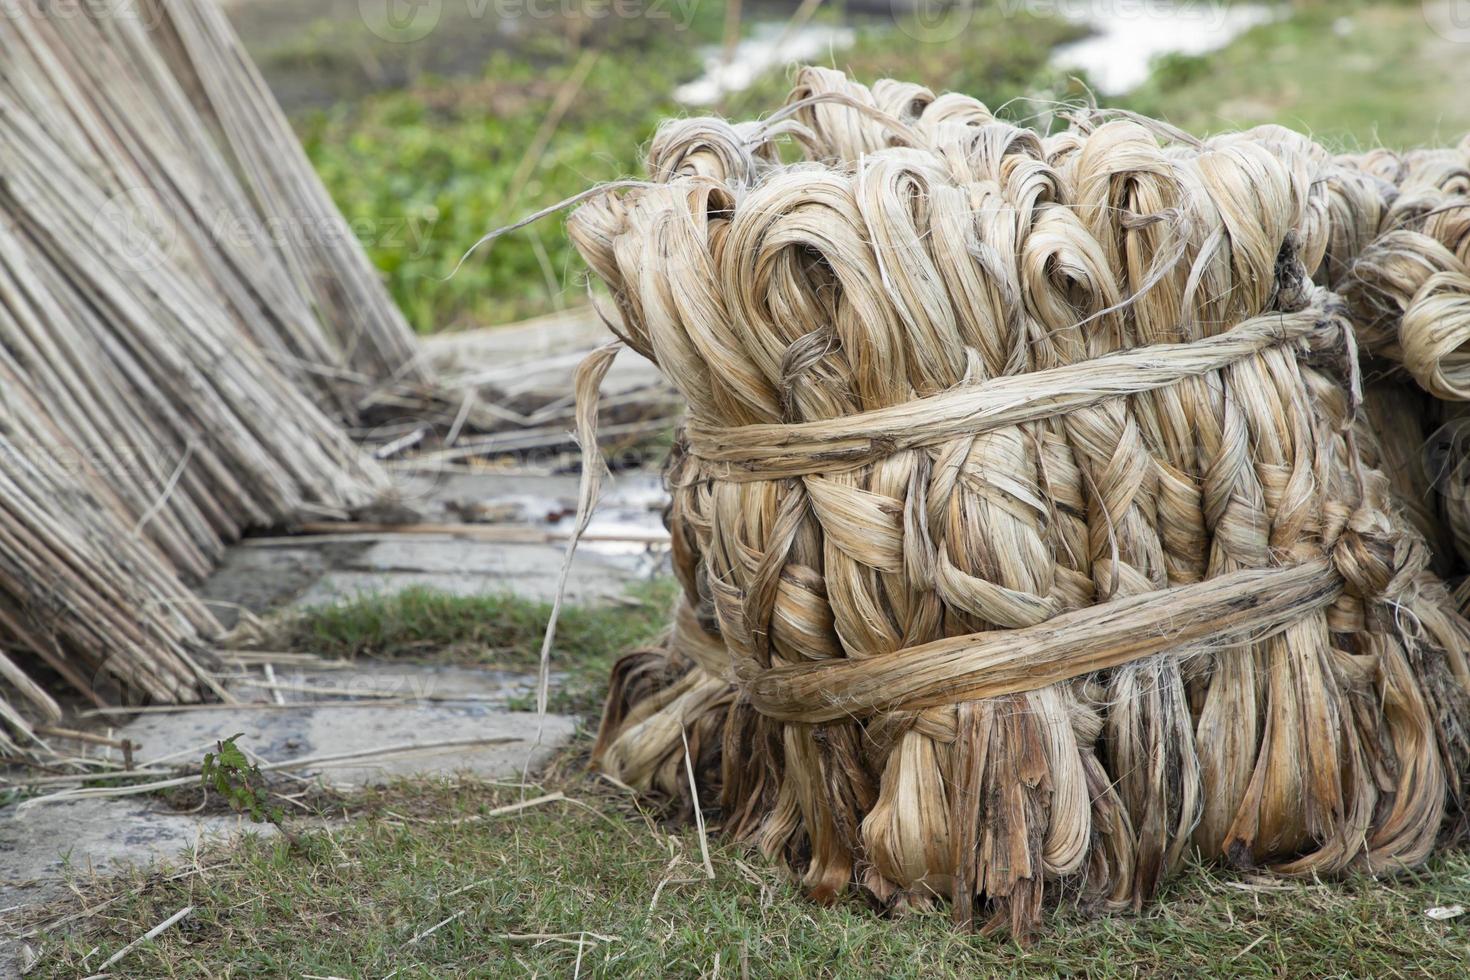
[1,660,577,950]
[295,541,645,607]
[0,795,271,969]
[226,468,670,609]
[197,545,330,628]
[0,798,268,902]
[116,700,574,789]
[423,309,666,399]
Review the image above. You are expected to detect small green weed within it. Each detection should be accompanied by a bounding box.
[200,735,295,846]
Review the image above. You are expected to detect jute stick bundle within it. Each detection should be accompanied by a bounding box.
[0,2,397,756]
[0,0,426,415]
[574,68,1470,933]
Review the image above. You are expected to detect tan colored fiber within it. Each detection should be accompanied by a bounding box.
[579,69,1470,934]
[0,1,400,754]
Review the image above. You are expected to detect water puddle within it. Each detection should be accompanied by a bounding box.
[1048,0,1278,95]
[675,21,856,105]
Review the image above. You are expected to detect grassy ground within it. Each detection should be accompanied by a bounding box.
[1125,1,1470,150]
[23,775,1470,977]
[18,585,1470,977]
[272,581,677,714]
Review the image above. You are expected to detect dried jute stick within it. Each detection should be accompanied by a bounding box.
[0,2,400,757]
[567,68,1470,935]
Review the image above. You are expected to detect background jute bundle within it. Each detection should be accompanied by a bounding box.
[571,68,1470,934]
[1308,142,1470,577]
[0,2,408,756]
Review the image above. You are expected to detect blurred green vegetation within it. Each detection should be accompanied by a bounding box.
[253,1,1470,334]
[298,44,699,332]
[289,5,1086,333]
[1124,1,1470,150]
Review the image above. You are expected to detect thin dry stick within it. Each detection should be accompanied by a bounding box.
[682,728,715,880]
[92,905,194,974]
[261,662,287,707]
[17,736,522,807]
[409,910,468,946]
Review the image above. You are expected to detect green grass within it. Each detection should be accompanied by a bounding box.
[271,580,677,714]
[289,5,1087,333]
[1123,1,1470,151]
[15,582,1470,974]
[297,42,705,333]
[20,769,1470,977]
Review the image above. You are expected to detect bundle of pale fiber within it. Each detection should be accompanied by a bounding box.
[573,69,1470,934]
[1311,141,1470,576]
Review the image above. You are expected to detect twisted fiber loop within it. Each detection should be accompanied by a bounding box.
[576,68,1470,935]
[1303,141,1470,571]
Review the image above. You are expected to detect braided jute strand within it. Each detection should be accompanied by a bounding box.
[747,559,1338,720]
[568,67,1470,935]
[686,308,1321,479]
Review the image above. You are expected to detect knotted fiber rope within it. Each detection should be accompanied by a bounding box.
[571,69,1470,934]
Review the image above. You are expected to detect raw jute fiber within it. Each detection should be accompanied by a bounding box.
[573,69,1470,934]
[1317,141,1470,575]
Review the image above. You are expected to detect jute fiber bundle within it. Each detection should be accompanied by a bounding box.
[1303,142,1470,576]
[0,2,394,755]
[575,69,1470,933]
[1320,141,1470,400]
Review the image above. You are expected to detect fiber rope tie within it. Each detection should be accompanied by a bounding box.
[555,303,1424,727]
[738,512,1422,724]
